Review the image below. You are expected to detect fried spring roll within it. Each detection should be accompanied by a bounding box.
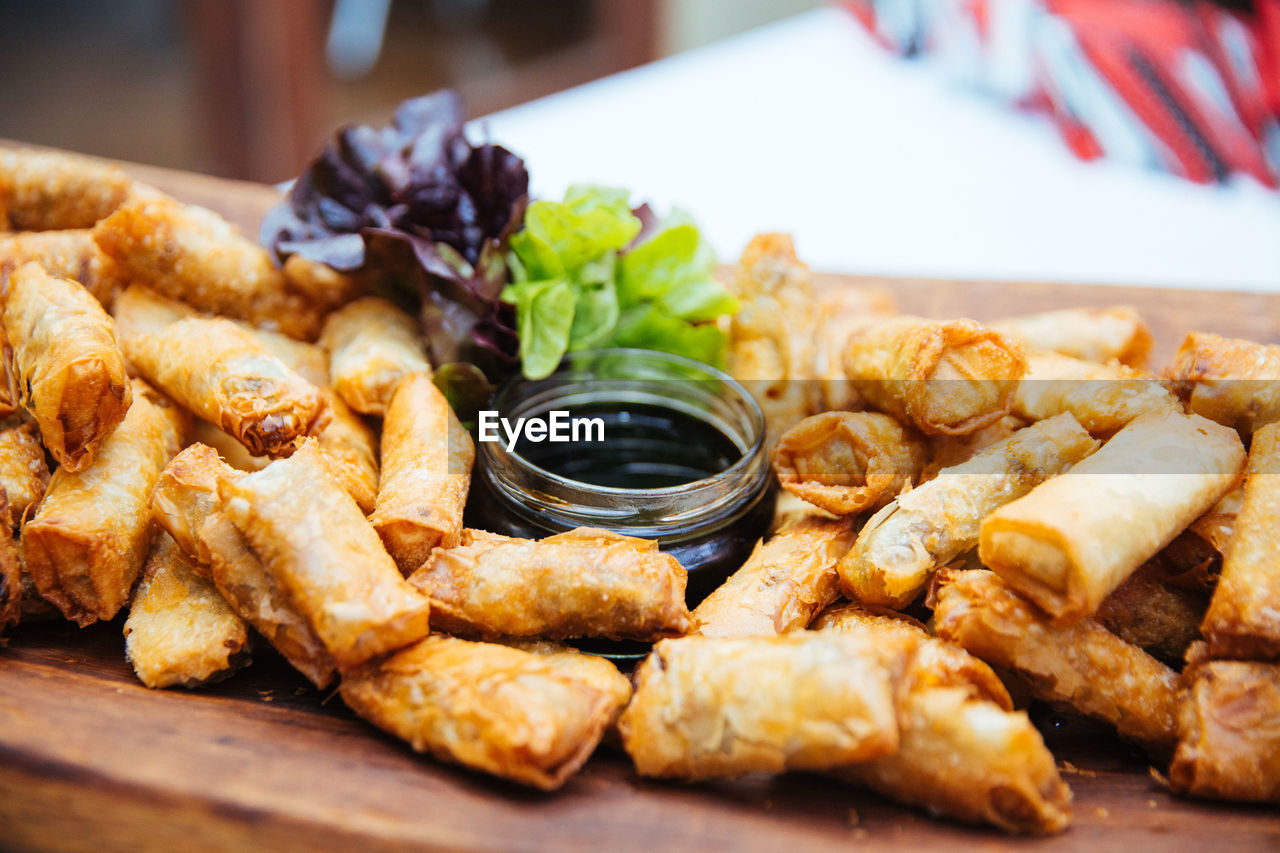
[920,415,1024,481]
[93,194,324,340]
[0,230,126,305]
[22,379,186,625]
[410,527,691,641]
[814,604,1072,836]
[0,420,49,522]
[839,414,1098,609]
[842,314,1027,436]
[220,443,431,670]
[150,443,336,688]
[319,297,431,416]
[123,533,251,689]
[1200,422,1280,660]
[1169,656,1280,804]
[281,254,365,308]
[0,497,21,634]
[989,306,1153,369]
[1096,544,1214,666]
[931,569,1180,755]
[815,285,897,411]
[2,262,132,471]
[771,412,926,515]
[122,316,328,458]
[620,632,915,780]
[0,149,132,230]
[341,636,629,790]
[1168,331,1280,436]
[1012,349,1178,435]
[691,516,855,637]
[980,410,1245,623]
[369,373,469,568]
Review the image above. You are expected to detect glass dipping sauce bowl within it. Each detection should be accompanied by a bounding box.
[465,348,775,608]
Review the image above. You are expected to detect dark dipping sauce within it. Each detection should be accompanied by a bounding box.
[513,403,743,489]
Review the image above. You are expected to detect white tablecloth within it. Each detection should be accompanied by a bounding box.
[477,7,1280,293]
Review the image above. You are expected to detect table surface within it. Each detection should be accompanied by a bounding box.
[1,156,1279,852]
[477,7,1280,294]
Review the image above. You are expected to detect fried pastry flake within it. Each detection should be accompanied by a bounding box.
[980,410,1245,623]
[22,378,186,625]
[0,148,132,230]
[410,527,691,641]
[839,413,1097,609]
[772,411,925,515]
[319,297,431,416]
[990,306,1153,369]
[123,532,251,689]
[2,262,132,471]
[341,636,629,790]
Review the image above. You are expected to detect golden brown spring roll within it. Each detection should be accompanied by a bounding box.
[122,316,328,458]
[691,516,855,637]
[2,262,132,471]
[771,412,926,515]
[372,372,472,570]
[1012,349,1178,435]
[150,443,337,688]
[920,415,1024,481]
[93,193,325,340]
[840,413,1098,609]
[931,569,1180,755]
[319,297,431,416]
[815,285,897,411]
[0,230,126,305]
[990,306,1153,369]
[1169,656,1280,804]
[219,442,431,670]
[22,379,186,625]
[0,420,49,522]
[281,254,365,308]
[122,532,251,689]
[0,149,132,230]
[1200,422,1280,660]
[813,604,1073,836]
[1168,331,1280,436]
[341,635,629,790]
[842,314,1026,436]
[410,527,691,641]
[619,631,915,780]
[0,498,21,634]
[980,410,1245,623]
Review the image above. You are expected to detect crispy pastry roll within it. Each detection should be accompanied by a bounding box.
[123,533,251,689]
[920,415,1023,481]
[0,420,49,522]
[370,373,469,568]
[411,527,691,640]
[0,148,132,230]
[2,262,132,471]
[1200,422,1280,660]
[842,314,1026,436]
[150,443,337,687]
[980,410,1245,623]
[771,412,926,515]
[0,230,126,305]
[498,638,635,718]
[93,194,325,340]
[0,498,21,634]
[220,443,430,670]
[989,306,1153,369]
[319,297,431,416]
[1168,331,1280,436]
[22,379,186,625]
[1169,656,1280,804]
[341,636,629,791]
[840,414,1097,609]
[691,516,855,637]
[815,284,897,411]
[122,316,328,458]
[620,631,915,780]
[281,254,365,308]
[931,569,1180,755]
[1012,349,1178,436]
[814,604,1072,836]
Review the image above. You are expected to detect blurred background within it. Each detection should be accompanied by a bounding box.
[2,0,1276,291]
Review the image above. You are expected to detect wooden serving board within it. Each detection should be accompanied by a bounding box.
[2,154,1280,852]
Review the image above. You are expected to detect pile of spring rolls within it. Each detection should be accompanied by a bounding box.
[2,152,1278,836]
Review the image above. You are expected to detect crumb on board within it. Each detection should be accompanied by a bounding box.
[1095,807,1110,820]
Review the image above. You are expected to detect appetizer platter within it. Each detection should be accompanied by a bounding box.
[2,92,1280,852]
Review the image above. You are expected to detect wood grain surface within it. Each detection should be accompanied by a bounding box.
[1,149,1279,852]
